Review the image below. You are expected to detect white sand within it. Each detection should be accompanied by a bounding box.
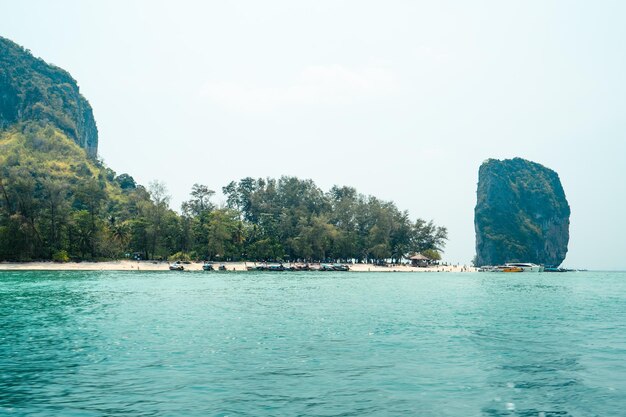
[0,260,476,272]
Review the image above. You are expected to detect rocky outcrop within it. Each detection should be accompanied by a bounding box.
[0,36,98,157]
[474,158,570,267]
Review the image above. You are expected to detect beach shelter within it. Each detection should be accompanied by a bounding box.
[409,253,430,267]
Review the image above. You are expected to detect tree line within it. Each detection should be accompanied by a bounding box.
[0,124,447,263]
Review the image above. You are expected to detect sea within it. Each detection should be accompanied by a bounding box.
[1,270,624,416]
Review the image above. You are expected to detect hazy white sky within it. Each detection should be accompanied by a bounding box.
[2,0,625,269]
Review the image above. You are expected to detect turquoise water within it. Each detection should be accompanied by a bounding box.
[1,271,625,416]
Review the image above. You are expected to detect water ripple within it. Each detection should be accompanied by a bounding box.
[1,270,625,416]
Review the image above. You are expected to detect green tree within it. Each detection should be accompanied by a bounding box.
[422,248,441,261]
[41,178,70,254]
[182,183,215,217]
[205,209,242,260]
[412,219,448,253]
[141,180,171,259]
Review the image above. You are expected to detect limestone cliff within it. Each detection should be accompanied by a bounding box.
[474,158,570,267]
[0,36,98,157]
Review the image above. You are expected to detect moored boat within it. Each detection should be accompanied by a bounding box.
[202,262,214,271]
[478,265,523,272]
[501,266,523,273]
[505,263,544,272]
[169,261,184,271]
[478,265,499,272]
[478,263,544,272]
[255,263,282,271]
[544,265,575,272]
[318,263,350,271]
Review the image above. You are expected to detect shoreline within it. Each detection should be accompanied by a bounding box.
[0,260,476,273]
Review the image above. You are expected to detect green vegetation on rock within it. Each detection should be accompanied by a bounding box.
[0,36,447,263]
[0,123,158,260]
[0,125,448,261]
[474,158,570,267]
[0,36,98,157]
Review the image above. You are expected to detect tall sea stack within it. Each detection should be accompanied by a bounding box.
[474,158,570,267]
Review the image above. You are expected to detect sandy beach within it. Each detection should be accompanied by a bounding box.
[0,260,476,273]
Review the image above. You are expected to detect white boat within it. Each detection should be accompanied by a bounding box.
[478,266,499,272]
[478,265,523,273]
[169,261,184,271]
[504,263,544,272]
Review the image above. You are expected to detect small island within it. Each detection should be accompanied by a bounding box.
[474,158,570,267]
[0,36,449,268]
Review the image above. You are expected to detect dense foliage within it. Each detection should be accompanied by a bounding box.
[0,36,98,157]
[0,124,447,262]
[0,35,447,263]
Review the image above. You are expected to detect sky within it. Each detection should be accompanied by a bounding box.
[2,0,625,269]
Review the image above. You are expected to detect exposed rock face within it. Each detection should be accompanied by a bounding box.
[0,36,98,157]
[474,158,570,267]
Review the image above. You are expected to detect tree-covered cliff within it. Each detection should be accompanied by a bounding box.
[474,158,570,267]
[0,36,98,157]
[0,36,447,262]
[0,122,448,261]
[0,124,150,260]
